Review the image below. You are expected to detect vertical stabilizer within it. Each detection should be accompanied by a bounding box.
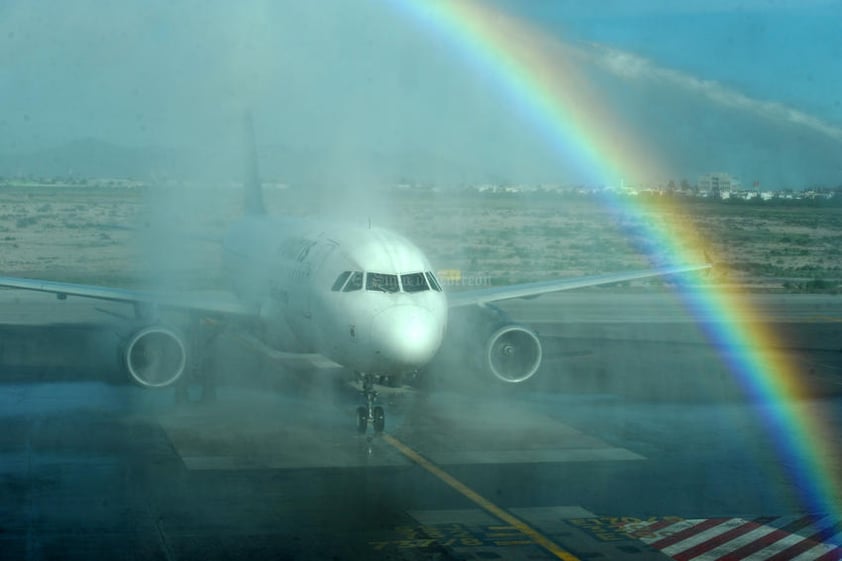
[243,110,266,216]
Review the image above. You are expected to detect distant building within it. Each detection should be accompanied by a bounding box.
[698,172,740,198]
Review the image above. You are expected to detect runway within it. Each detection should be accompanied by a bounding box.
[1,290,841,560]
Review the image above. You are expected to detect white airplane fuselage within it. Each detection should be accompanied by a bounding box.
[222,216,448,375]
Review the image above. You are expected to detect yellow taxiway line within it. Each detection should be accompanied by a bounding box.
[383,434,581,561]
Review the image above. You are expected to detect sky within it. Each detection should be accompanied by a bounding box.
[1,0,840,187]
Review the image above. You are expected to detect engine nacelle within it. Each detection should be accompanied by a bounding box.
[124,326,187,388]
[485,324,543,383]
[443,304,543,384]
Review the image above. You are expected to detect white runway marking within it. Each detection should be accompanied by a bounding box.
[627,515,841,561]
[429,447,644,465]
[160,389,644,470]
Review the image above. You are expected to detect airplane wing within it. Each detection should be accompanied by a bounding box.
[446,263,710,308]
[0,275,253,316]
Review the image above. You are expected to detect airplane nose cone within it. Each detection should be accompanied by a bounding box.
[371,306,442,368]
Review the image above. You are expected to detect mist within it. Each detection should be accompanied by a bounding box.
[2,0,840,189]
[2,2,842,558]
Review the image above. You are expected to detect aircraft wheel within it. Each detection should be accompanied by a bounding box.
[372,406,385,433]
[356,406,368,434]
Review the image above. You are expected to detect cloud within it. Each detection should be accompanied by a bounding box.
[580,43,842,142]
[543,0,842,16]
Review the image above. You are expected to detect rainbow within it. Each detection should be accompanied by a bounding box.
[388,0,842,524]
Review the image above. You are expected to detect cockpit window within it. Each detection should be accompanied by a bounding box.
[366,272,399,293]
[343,271,364,292]
[401,272,429,293]
[425,271,442,292]
[338,271,438,294]
[331,271,351,291]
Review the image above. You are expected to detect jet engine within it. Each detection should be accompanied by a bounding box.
[444,304,543,383]
[124,326,188,388]
[484,323,543,383]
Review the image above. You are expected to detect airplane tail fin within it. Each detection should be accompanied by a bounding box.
[243,110,266,216]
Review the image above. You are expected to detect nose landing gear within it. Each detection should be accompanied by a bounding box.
[356,373,385,434]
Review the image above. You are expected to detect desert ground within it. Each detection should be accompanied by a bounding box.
[0,182,840,292]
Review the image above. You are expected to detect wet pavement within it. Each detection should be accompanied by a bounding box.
[1,290,841,560]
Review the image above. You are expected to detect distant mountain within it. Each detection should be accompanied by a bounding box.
[0,138,500,186]
[10,125,836,188]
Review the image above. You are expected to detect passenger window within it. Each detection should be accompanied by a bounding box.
[425,271,442,292]
[331,271,351,291]
[343,271,363,292]
[401,272,429,293]
[366,272,399,293]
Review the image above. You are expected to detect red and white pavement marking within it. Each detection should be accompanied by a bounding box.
[623,515,842,560]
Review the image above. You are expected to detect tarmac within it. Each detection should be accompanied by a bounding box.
[1,289,841,560]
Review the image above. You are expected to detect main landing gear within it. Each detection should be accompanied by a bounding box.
[356,372,385,434]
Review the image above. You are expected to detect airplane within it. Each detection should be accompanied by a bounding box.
[0,115,710,433]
